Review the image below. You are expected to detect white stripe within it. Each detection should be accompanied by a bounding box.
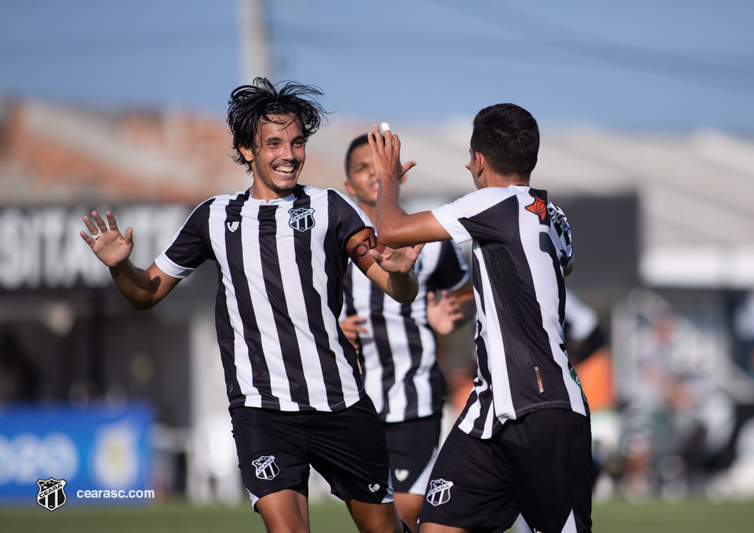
[240,202,293,408]
[310,190,361,405]
[276,202,328,409]
[209,198,260,407]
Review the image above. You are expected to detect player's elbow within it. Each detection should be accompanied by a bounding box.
[393,286,419,305]
[128,298,157,311]
[375,224,404,248]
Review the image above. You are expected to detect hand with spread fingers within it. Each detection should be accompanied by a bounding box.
[80,210,134,268]
[369,243,425,275]
[367,124,416,186]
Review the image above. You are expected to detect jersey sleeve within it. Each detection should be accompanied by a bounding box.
[155,199,215,279]
[431,188,517,245]
[329,189,373,247]
[426,240,471,293]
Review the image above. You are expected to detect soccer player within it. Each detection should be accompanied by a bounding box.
[368,104,593,532]
[340,134,475,531]
[81,78,420,533]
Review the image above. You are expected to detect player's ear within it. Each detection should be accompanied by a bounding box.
[475,151,486,172]
[239,145,254,163]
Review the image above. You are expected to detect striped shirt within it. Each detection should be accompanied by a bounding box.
[155,185,372,412]
[431,185,587,439]
[342,240,470,423]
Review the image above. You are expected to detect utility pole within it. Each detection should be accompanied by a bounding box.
[238,0,274,83]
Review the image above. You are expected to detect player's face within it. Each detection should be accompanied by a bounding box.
[241,114,306,200]
[344,143,379,205]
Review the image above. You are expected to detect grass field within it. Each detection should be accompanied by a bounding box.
[2,499,754,532]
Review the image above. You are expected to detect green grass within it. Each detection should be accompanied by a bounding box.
[1,499,753,532]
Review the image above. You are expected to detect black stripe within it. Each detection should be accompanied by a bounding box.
[370,283,395,418]
[400,302,422,419]
[225,197,278,409]
[294,191,348,409]
[259,204,309,406]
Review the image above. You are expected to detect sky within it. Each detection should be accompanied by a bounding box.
[1,0,753,133]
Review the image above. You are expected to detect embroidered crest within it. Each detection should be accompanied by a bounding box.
[426,478,454,506]
[252,455,280,480]
[37,478,67,511]
[288,207,315,232]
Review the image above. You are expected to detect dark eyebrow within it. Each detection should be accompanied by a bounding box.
[264,135,306,144]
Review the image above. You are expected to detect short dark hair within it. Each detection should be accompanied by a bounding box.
[344,132,386,179]
[470,103,539,179]
[344,133,369,179]
[227,77,328,172]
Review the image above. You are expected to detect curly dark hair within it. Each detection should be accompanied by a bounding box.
[227,78,328,172]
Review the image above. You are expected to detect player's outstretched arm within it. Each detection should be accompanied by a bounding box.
[81,210,180,310]
[367,124,451,248]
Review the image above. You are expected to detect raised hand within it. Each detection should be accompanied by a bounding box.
[367,124,416,186]
[80,210,134,268]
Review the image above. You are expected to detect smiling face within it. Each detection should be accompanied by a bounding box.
[240,114,306,201]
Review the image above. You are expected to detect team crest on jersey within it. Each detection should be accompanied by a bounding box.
[37,478,67,511]
[227,220,240,232]
[288,207,315,232]
[426,478,454,506]
[252,455,280,480]
[525,197,549,224]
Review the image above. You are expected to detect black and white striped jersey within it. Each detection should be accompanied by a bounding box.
[341,240,470,423]
[431,185,587,439]
[155,185,372,413]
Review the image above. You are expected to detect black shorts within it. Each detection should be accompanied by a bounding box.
[231,396,394,510]
[383,413,442,495]
[419,408,593,533]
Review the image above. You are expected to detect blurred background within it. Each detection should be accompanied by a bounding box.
[1,0,754,515]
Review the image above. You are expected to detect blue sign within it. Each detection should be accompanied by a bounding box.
[0,403,153,507]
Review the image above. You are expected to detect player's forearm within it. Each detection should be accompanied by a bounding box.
[375,179,408,247]
[386,270,419,304]
[109,261,162,310]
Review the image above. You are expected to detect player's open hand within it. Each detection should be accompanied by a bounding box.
[369,243,425,274]
[80,210,134,268]
[339,315,369,347]
[367,124,416,186]
[427,290,464,336]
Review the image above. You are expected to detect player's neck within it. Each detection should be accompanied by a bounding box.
[358,201,376,225]
[487,172,529,189]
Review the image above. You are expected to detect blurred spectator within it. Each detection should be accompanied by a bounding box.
[733,291,754,377]
[619,312,716,501]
